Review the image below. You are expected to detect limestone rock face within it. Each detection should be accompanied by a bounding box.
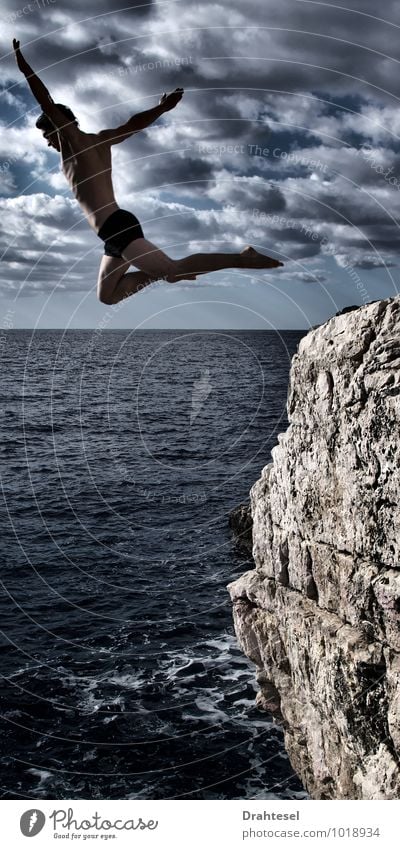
[229,502,253,555]
[228,297,400,799]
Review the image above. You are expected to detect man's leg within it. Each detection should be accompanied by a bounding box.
[97,240,283,305]
[173,245,283,277]
[97,245,199,305]
[122,238,283,282]
[97,255,159,305]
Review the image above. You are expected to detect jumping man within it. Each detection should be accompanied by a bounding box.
[13,39,283,305]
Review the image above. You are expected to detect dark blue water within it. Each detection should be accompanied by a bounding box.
[0,329,307,800]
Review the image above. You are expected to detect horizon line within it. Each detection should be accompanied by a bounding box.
[3,327,309,332]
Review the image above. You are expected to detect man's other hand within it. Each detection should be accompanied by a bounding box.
[159,87,184,111]
[13,38,28,74]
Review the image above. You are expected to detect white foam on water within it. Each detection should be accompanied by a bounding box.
[182,697,230,725]
[99,671,147,691]
[26,768,53,792]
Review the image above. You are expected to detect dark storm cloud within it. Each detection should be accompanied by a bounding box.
[288,271,327,283]
[3,0,400,106]
[355,257,397,269]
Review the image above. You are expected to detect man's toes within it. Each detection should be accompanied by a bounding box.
[166,273,198,282]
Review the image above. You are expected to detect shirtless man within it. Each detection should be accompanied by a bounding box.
[13,39,283,305]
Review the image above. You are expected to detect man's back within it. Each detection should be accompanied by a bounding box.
[58,125,119,232]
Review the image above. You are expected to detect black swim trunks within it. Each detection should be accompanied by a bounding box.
[98,208,145,258]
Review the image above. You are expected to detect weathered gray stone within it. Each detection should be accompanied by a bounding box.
[229,502,253,554]
[228,296,400,799]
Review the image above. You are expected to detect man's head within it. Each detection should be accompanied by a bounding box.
[36,104,78,151]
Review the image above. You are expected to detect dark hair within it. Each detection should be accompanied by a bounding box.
[35,103,78,133]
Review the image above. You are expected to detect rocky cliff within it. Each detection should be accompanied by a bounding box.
[228,296,400,799]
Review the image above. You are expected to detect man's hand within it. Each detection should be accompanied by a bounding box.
[159,87,184,112]
[13,38,30,75]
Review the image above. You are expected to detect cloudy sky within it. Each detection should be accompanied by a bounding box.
[1,0,400,329]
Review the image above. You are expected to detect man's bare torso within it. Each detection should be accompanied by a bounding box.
[58,126,119,232]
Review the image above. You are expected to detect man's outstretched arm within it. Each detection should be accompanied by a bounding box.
[12,38,73,130]
[98,87,184,145]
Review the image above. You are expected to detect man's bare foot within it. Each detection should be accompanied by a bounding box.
[166,272,198,283]
[240,246,283,269]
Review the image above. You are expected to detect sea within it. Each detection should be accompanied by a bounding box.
[0,329,308,800]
